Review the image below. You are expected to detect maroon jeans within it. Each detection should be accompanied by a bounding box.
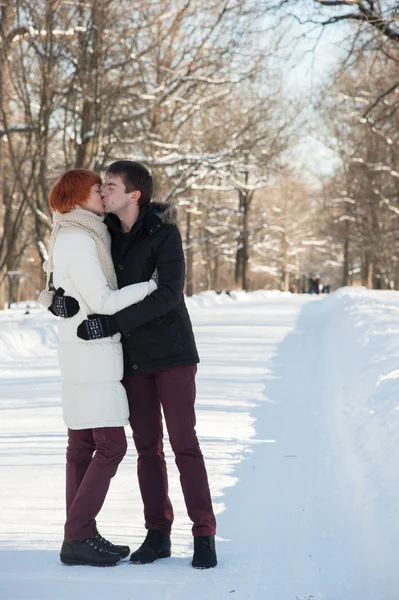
[64,426,127,540]
[122,364,216,537]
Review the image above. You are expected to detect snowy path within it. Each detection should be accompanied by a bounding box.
[0,290,398,600]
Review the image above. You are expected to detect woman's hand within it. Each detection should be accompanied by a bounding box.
[49,288,80,318]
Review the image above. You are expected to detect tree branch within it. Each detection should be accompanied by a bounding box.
[363,80,399,117]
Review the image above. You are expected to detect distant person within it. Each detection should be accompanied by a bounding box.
[315,274,322,295]
[308,276,316,294]
[40,169,157,567]
[309,274,322,295]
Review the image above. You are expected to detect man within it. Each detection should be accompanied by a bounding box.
[51,161,217,569]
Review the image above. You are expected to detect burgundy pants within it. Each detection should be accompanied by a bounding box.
[122,364,216,537]
[64,426,127,540]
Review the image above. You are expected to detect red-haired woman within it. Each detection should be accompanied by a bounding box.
[40,169,157,567]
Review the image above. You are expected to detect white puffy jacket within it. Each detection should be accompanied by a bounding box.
[52,225,156,430]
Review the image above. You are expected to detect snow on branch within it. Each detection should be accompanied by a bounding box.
[352,157,399,178]
[330,195,356,204]
[127,150,231,167]
[314,0,399,41]
[191,184,235,191]
[0,125,34,136]
[181,75,240,85]
[9,26,88,43]
[301,240,327,246]
[35,209,51,225]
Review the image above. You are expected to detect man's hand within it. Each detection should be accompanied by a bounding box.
[151,269,159,285]
[77,314,119,340]
[49,288,80,318]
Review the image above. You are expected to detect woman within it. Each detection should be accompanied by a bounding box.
[40,169,157,567]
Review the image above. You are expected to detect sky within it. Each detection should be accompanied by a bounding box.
[263,8,351,181]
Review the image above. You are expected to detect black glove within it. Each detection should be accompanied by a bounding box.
[77,314,120,340]
[49,288,80,318]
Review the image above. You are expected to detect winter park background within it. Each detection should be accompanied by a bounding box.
[1,1,399,599]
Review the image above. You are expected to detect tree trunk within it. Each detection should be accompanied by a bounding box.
[212,253,219,290]
[203,232,212,291]
[0,0,13,310]
[75,0,104,169]
[235,245,243,286]
[6,274,18,308]
[342,222,350,287]
[235,173,250,289]
[363,252,374,289]
[281,233,288,291]
[242,193,250,291]
[185,209,193,296]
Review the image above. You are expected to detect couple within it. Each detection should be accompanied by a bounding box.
[40,161,217,569]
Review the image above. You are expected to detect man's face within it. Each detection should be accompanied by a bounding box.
[101,174,137,215]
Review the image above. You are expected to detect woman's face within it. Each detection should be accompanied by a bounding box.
[81,183,104,215]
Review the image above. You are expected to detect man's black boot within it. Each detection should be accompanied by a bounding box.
[130,530,171,564]
[192,535,217,569]
[95,532,130,559]
[60,537,121,566]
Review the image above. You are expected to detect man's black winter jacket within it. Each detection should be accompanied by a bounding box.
[105,202,199,374]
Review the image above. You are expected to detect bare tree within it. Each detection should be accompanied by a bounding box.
[319,53,399,289]
[0,0,306,303]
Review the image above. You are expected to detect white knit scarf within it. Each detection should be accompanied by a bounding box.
[39,206,117,308]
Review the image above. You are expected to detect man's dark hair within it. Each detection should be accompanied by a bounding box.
[106,160,153,207]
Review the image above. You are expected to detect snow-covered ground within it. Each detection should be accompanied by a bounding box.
[1,288,398,600]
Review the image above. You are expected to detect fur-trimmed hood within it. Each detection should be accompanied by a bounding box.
[150,201,178,226]
[105,201,178,235]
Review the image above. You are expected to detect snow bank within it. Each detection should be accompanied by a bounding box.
[0,304,58,364]
[321,286,399,589]
[0,290,291,361]
[186,289,292,309]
